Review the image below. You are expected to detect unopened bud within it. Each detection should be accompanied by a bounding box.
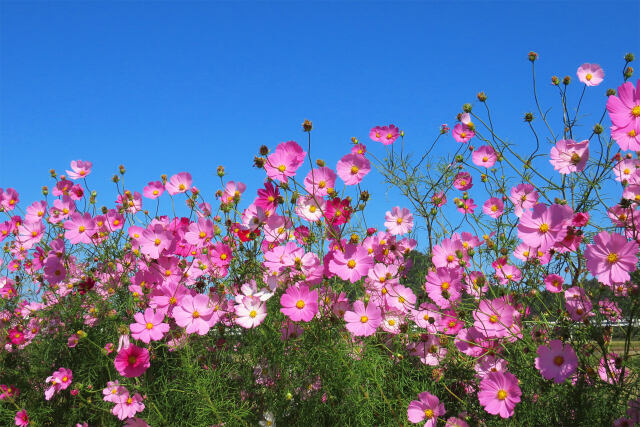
[593,124,604,135]
[259,145,269,156]
[253,157,265,168]
[562,76,571,85]
[217,166,225,177]
[50,169,57,178]
[528,51,538,62]
[625,53,635,62]
[462,103,472,113]
[624,66,634,79]
[316,159,325,167]
[523,112,534,122]
[607,88,617,97]
[119,165,126,175]
[42,186,49,196]
[477,91,487,102]
[112,175,119,183]
[302,119,313,132]
[360,191,370,202]
[551,75,560,86]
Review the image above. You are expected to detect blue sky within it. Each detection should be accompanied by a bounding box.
[1,1,639,246]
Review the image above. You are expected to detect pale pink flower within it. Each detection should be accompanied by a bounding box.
[549,139,589,174]
[173,294,214,335]
[344,300,381,336]
[384,207,413,235]
[472,145,497,168]
[478,371,521,418]
[407,391,445,426]
[143,181,165,199]
[452,123,474,143]
[535,340,578,383]
[585,231,639,286]
[483,197,504,218]
[130,308,170,344]
[370,124,400,145]
[235,296,267,328]
[165,172,192,195]
[63,213,97,245]
[66,160,93,180]
[576,63,604,86]
[336,153,371,185]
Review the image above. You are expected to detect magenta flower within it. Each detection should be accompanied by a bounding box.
[336,153,371,185]
[14,409,28,427]
[114,344,150,378]
[478,371,521,418]
[509,183,539,217]
[483,197,504,219]
[544,274,564,293]
[384,207,414,236]
[577,63,604,86]
[535,340,578,383]
[453,172,473,190]
[143,181,165,199]
[473,298,516,339]
[130,308,170,344]
[472,145,497,168]
[344,300,381,337]
[549,139,589,174]
[585,231,639,286]
[44,367,73,400]
[407,391,445,427]
[328,244,374,283]
[66,160,92,180]
[370,124,400,145]
[173,294,214,335]
[63,212,97,245]
[452,123,474,143]
[517,203,573,251]
[280,285,318,322]
[425,267,462,309]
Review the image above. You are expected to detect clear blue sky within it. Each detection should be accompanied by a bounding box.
[1,1,639,244]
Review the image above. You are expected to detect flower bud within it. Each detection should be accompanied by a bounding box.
[112,175,119,183]
[551,75,560,85]
[50,169,57,178]
[119,165,126,175]
[562,76,571,85]
[217,166,225,177]
[462,103,472,113]
[625,52,635,62]
[359,191,370,202]
[528,51,538,62]
[477,91,487,102]
[302,119,313,132]
[161,174,167,184]
[253,157,265,168]
[316,159,325,167]
[455,154,464,163]
[42,186,49,196]
[624,66,634,79]
[606,88,616,96]
[259,145,269,156]
[523,112,534,122]
[593,123,604,135]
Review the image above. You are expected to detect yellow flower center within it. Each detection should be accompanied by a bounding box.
[296,300,305,309]
[78,225,85,232]
[350,166,359,174]
[491,205,498,212]
[127,397,133,404]
[441,281,450,290]
[318,180,326,188]
[128,355,137,364]
[154,238,161,246]
[459,180,466,187]
[220,253,228,260]
[360,315,368,323]
[632,105,640,117]
[165,269,172,277]
[169,296,177,305]
[424,408,434,418]
[309,205,317,213]
[607,253,619,263]
[585,73,593,81]
[192,311,200,318]
[62,376,68,382]
[489,315,498,323]
[630,129,637,137]
[539,223,550,233]
[199,231,206,238]
[497,389,507,400]
[446,255,455,262]
[178,183,186,191]
[347,260,356,269]
[396,217,403,224]
[153,190,159,195]
[277,165,286,172]
[398,296,405,303]
[388,319,396,326]
[146,322,154,329]
[554,355,564,366]
[249,310,257,318]
[482,156,488,162]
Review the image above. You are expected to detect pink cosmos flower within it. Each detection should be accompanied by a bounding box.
[473,298,516,339]
[344,300,381,336]
[483,197,504,219]
[431,237,467,269]
[280,285,318,322]
[452,123,474,143]
[577,63,604,86]
[431,191,446,207]
[445,417,469,427]
[304,167,337,197]
[453,172,473,190]
[509,183,539,217]
[173,294,214,335]
[425,267,462,309]
[544,274,564,293]
[112,392,145,420]
[478,371,521,418]
[599,353,625,384]
[0,188,19,211]
[220,181,247,204]
[114,344,150,378]
[63,213,97,245]
[472,145,497,168]
[103,380,127,403]
[607,78,640,138]
[165,172,192,195]
[384,207,414,235]
[143,181,165,199]
[329,244,374,283]
[535,340,578,383]
[565,286,593,321]
[296,195,326,222]
[264,141,306,183]
[407,391,445,427]
[14,410,28,427]
[549,139,589,174]
[235,296,267,328]
[130,308,170,344]
[611,122,640,151]
[66,160,93,180]
[456,198,476,214]
[585,231,639,286]
[370,124,400,145]
[45,367,73,400]
[336,153,371,185]
[517,203,573,251]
